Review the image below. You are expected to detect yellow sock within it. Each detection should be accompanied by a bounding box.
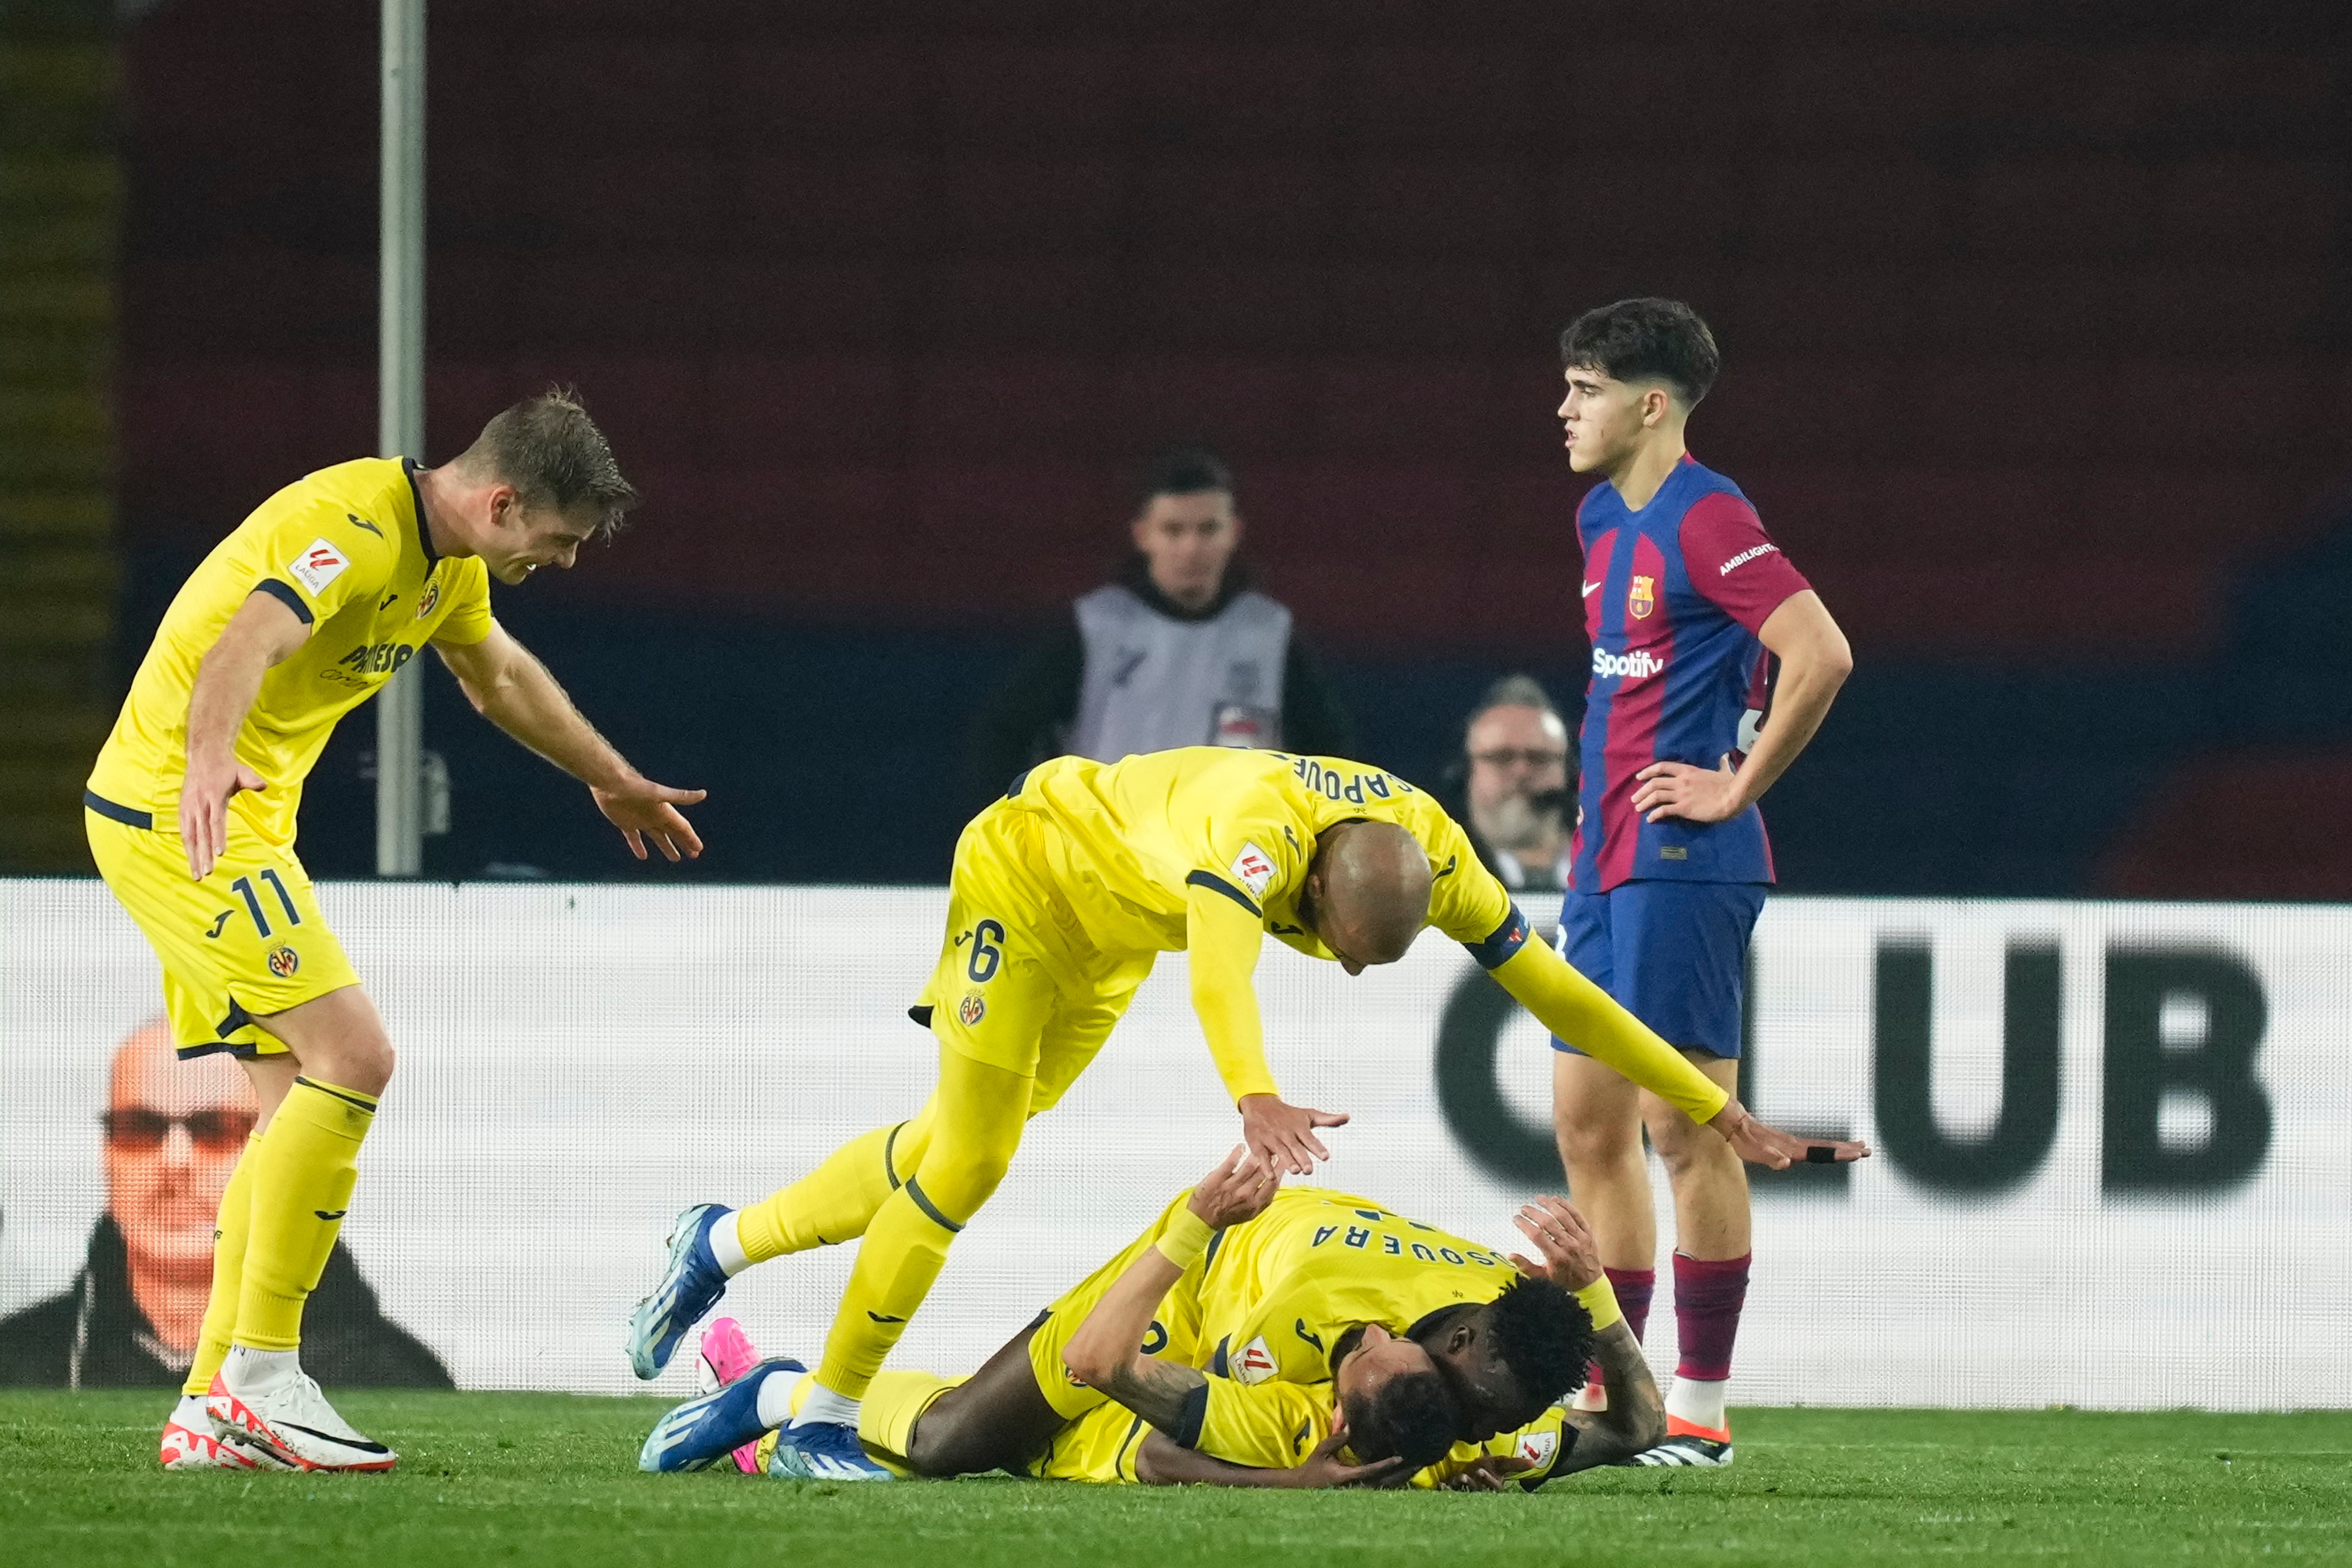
[233,1076,376,1352]
[182,1133,260,1396]
[813,1188,957,1399]
[811,1050,1029,1400]
[736,1108,933,1265]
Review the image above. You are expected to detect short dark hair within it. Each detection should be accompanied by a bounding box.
[1558,297,1721,407]
[1342,1366,1460,1473]
[1137,444,1234,510]
[458,387,638,537]
[1484,1275,1595,1408]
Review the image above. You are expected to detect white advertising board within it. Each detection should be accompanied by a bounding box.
[3,881,2344,1409]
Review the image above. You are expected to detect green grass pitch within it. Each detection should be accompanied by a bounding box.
[5,1393,2348,1566]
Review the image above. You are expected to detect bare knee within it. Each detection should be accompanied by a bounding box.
[1646,1107,1739,1185]
[1556,1106,1642,1177]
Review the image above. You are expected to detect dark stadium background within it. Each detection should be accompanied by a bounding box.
[72,0,2352,892]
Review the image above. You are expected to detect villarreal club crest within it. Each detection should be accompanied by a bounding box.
[266,945,301,979]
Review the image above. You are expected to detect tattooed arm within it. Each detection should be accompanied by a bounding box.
[1062,1149,1278,1440]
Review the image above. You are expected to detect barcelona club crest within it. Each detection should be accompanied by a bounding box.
[413,573,441,619]
[958,990,986,1027]
[1628,573,1657,619]
[266,945,301,979]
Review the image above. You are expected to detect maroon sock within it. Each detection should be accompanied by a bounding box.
[1588,1266,1656,1388]
[1672,1251,1751,1382]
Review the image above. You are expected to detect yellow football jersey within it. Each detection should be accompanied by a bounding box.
[88,458,492,846]
[1002,749,1530,1100]
[1195,1188,1518,1391]
[1011,748,1520,963]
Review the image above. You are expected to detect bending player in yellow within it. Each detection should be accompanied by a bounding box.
[88,391,704,1473]
[642,1149,1665,1492]
[627,746,1864,1480]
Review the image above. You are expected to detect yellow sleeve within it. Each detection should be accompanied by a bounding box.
[1492,943,1728,1122]
[251,496,397,627]
[430,560,494,645]
[1195,1377,1329,1470]
[1423,816,1529,961]
[1186,878,1278,1102]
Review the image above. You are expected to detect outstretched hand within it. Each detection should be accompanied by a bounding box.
[592,776,707,862]
[1237,1094,1347,1177]
[1706,1098,1870,1170]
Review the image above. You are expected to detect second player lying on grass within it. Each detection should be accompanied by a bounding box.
[628,747,1866,1482]
[641,1150,1663,1489]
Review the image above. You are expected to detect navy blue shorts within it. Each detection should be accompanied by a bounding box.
[1553,880,1767,1060]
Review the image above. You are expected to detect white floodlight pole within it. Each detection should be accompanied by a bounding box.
[376,0,426,876]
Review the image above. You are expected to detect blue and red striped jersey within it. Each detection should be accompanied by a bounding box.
[1568,455,1812,894]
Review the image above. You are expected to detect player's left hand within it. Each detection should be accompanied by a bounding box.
[1186,1145,1280,1229]
[1632,755,1746,824]
[1441,1454,1538,1492]
[1238,1094,1348,1177]
[1506,1195,1602,1291]
[1706,1098,1871,1170]
[592,775,707,862]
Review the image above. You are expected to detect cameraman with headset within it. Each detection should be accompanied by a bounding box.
[1450,675,1575,894]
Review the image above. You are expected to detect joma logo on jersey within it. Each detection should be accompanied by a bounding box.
[339,641,416,677]
[1592,647,1667,681]
[1627,574,1657,619]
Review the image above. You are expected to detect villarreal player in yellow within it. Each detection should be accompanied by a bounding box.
[642,1150,1666,1492]
[627,745,1864,1480]
[89,391,704,1473]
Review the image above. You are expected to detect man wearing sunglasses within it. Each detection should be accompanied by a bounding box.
[0,1021,447,1441]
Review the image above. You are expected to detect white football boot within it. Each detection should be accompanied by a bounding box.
[206,1368,397,1473]
[160,1393,279,1470]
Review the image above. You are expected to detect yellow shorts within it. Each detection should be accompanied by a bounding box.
[1025,1399,1155,1483]
[85,793,360,1058]
[1025,1188,1209,1422]
[915,801,1154,1107]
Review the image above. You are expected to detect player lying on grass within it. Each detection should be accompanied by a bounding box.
[641,1150,1662,1490]
[629,746,1865,1480]
[85,390,703,1472]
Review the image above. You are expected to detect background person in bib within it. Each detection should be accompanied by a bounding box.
[962,445,1354,806]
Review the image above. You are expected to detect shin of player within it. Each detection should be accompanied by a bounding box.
[91,390,702,1472]
[1547,298,1851,1465]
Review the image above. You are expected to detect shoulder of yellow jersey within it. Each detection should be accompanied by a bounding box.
[240,459,418,623]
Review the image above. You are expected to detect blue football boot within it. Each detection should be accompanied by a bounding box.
[767,1417,895,1482]
[639,1357,804,1473]
[627,1203,732,1380]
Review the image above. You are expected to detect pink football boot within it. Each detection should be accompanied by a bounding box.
[696,1317,768,1474]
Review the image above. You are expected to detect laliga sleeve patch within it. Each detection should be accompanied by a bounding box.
[1231,1335,1276,1385]
[1517,1428,1560,1471]
[286,538,350,597]
[1229,841,1276,900]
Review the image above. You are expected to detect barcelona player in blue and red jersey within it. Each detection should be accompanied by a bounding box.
[1550,299,1853,1466]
